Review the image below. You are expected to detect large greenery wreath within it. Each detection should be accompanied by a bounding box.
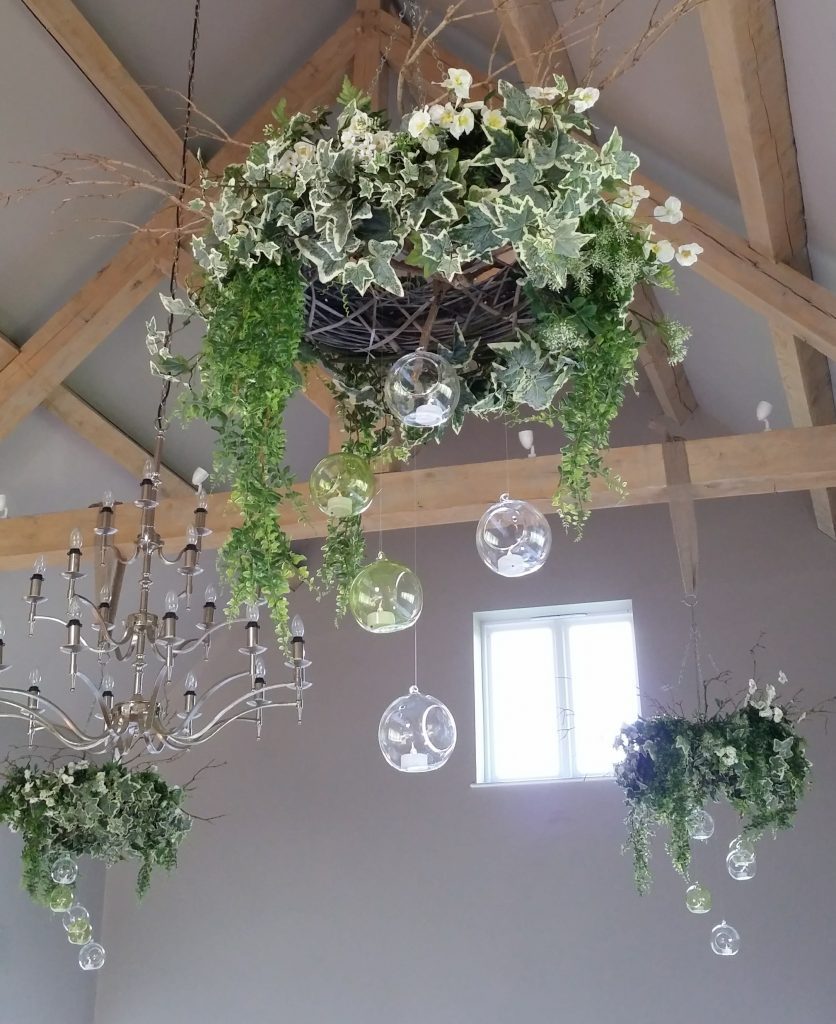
[151,70,698,633]
[0,761,191,904]
[615,673,811,895]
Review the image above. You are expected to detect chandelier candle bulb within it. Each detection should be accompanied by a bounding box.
[192,501,211,537]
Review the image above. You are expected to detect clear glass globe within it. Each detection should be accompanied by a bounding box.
[348,553,423,633]
[49,885,75,914]
[62,904,90,933]
[67,920,93,946]
[728,835,756,863]
[51,854,78,885]
[727,849,757,880]
[685,883,712,914]
[378,685,457,772]
[79,941,106,971]
[710,920,741,957]
[309,452,375,518]
[686,808,715,841]
[384,351,460,428]
[476,494,552,577]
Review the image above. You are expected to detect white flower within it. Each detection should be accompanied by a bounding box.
[372,131,393,153]
[442,67,472,101]
[437,103,457,130]
[570,86,600,112]
[718,746,738,767]
[349,111,370,133]
[675,243,703,267]
[340,129,357,147]
[748,679,758,694]
[408,108,432,138]
[526,85,560,101]
[450,107,475,139]
[429,103,446,125]
[276,150,299,176]
[647,239,675,264]
[627,184,650,201]
[773,707,784,723]
[778,670,788,685]
[482,107,507,131]
[293,140,316,163]
[654,196,684,224]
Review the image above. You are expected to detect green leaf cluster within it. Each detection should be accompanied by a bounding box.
[0,761,191,904]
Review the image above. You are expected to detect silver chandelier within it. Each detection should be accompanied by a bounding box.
[0,432,311,756]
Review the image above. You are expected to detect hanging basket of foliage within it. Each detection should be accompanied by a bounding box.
[0,761,192,905]
[615,674,811,896]
[151,70,699,632]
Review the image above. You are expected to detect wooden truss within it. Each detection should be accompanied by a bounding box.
[1,0,835,571]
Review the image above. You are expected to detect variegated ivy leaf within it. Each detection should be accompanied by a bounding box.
[296,237,347,282]
[342,259,376,294]
[466,129,519,169]
[158,293,195,317]
[497,79,536,125]
[437,324,480,370]
[600,127,640,184]
[496,158,542,194]
[366,239,403,296]
[451,201,502,256]
[405,178,463,230]
[546,216,595,259]
[493,197,536,246]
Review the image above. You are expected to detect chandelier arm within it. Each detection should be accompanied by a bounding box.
[33,614,72,628]
[73,670,108,704]
[168,700,298,747]
[72,593,117,634]
[112,544,141,567]
[156,547,188,566]
[179,669,254,724]
[0,693,103,748]
[180,685,299,742]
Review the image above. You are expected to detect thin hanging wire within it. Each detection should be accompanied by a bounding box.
[156,0,202,436]
[412,448,419,690]
[503,418,511,497]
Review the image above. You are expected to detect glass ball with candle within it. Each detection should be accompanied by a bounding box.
[384,350,460,428]
[475,494,552,577]
[309,452,376,519]
[348,553,423,634]
[378,685,457,772]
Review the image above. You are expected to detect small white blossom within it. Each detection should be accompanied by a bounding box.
[718,745,738,767]
[654,196,684,224]
[349,111,371,133]
[437,103,457,130]
[773,707,784,723]
[675,243,703,267]
[293,140,316,162]
[647,239,675,264]
[429,103,446,125]
[627,184,650,201]
[570,86,600,112]
[450,107,475,139]
[777,670,788,685]
[372,131,393,153]
[526,85,560,101]
[276,150,299,176]
[482,107,507,132]
[748,679,758,694]
[442,67,472,101]
[408,108,432,138]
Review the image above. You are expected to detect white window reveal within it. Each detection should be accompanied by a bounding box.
[473,601,640,784]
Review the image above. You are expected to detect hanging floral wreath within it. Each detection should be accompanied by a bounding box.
[0,760,191,905]
[615,672,812,896]
[151,70,699,632]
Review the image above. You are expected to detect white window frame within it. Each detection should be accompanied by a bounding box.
[473,600,640,785]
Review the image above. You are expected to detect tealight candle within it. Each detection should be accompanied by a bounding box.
[367,609,396,629]
[326,495,354,518]
[400,745,429,771]
[412,401,445,427]
[496,552,527,575]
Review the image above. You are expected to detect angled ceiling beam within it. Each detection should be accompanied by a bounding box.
[2,424,835,570]
[699,0,836,538]
[19,0,198,180]
[0,15,358,444]
[0,331,190,495]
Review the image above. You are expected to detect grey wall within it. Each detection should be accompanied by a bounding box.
[90,490,836,1024]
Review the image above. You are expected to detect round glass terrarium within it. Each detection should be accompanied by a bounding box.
[348,553,423,634]
[378,685,457,773]
[309,452,375,518]
[686,808,715,841]
[710,920,741,957]
[727,849,757,880]
[51,854,78,886]
[685,883,712,914]
[79,941,106,971]
[475,494,552,577]
[384,350,460,428]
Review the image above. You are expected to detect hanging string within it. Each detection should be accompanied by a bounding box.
[412,447,419,689]
[156,0,202,435]
[503,418,511,497]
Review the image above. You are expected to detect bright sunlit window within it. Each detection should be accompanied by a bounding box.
[473,601,640,783]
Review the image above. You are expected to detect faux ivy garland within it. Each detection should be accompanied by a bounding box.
[615,674,811,895]
[0,761,191,905]
[151,70,698,628]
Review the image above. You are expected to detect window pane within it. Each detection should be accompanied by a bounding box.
[567,619,640,776]
[486,626,561,781]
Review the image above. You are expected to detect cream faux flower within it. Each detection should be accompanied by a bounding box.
[429,103,446,125]
[526,85,560,101]
[482,107,507,131]
[372,131,393,153]
[648,239,675,264]
[293,140,316,162]
[450,107,475,139]
[654,196,684,224]
[408,108,432,138]
[438,103,457,130]
[442,67,472,101]
[276,150,299,176]
[627,184,650,201]
[570,86,600,112]
[675,243,703,266]
[773,707,785,723]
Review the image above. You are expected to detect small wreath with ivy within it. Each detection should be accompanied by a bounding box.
[151,69,699,633]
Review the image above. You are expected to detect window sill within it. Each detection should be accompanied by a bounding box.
[470,775,615,789]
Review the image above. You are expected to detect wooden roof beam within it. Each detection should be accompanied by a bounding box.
[700,0,836,537]
[2,424,835,571]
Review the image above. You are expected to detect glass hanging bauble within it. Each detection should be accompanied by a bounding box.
[49,886,75,914]
[79,941,107,971]
[728,835,756,863]
[67,920,93,946]
[51,854,79,885]
[685,883,712,914]
[309,452,375,518]
[475,494,552,577]
[686,808,715,842]
[348,553,423,634]
[378,685,457,773]
[727,849,757,880]
[63,905,90,933]
[710,920,741,957]
[384,351,460,428]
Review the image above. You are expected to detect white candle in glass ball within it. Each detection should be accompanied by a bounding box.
[326,495,354,518]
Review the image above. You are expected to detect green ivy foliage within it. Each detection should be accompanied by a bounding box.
[0,762,191,904]
[615,681,811,895]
